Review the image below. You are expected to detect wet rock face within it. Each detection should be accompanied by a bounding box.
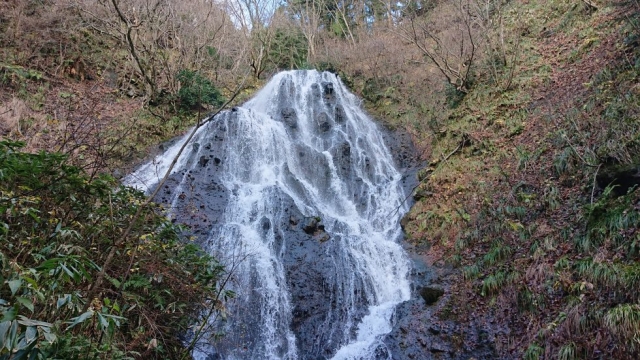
[322,81,335,102]
[315,112,332,133]
[145,72,425,359]
[335,105,346,124]
[281,107,298,129]
[381,252,506,360]
[302,217,323,234]
[162,168,346,357]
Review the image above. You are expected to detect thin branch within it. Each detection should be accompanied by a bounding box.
[110,0,157,97]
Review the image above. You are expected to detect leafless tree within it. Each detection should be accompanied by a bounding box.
[71,0,243,100]
[398,0,477,93]
[224,0,280,78]
[289,0,324,61]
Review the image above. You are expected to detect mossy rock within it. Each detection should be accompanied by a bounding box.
[596,163,640,196]
[420,286,444,306]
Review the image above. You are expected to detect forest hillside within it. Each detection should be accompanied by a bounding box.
[1,0,640,358]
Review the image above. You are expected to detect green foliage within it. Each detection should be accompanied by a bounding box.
[557,342,578,360]
[483,241,513,266]
[177,70,225,111]
[444,82,466,109]
[0,63,44,88]
[523,343,544,360]
[462,264,480,280]
[517,286,541,313]
[604,304,640,351]
[269,28,308,70]
[583,186,640,255]
[480,271,505,297]
[0,140,227,359]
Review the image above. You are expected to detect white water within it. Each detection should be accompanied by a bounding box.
[125,70,411,359]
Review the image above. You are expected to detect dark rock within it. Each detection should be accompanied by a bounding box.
[280,107,298,129]
[596,163,640,196]
[429,342,449,353]
[261,216,271,232]
[428,326,441,335]
[420,287,444,305]
[198,156,209,167]
[316,112,332,132]
[317,232,330,243]
[399,216,409,231]
[302,217,320,234]
[322,81,335,102]
[335,105,346,124]
[413,188,433,201]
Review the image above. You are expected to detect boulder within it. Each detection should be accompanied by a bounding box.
[596,163,640,196]
[419,287,444,306]
[280,107,298,129]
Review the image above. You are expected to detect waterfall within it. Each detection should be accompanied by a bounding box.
[125,70,411,359]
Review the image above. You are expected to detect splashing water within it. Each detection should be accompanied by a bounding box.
[125,70,411,359]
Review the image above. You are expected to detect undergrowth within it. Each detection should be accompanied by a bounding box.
[389,0,640,358]
[0,140,231,359]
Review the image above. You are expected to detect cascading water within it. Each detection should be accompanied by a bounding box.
[125,70,412,359]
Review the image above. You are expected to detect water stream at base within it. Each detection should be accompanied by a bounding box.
[125,70,411,359]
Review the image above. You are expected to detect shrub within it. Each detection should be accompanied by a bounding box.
[177,70,225,111]
[269,28,308,70]
[0,140,227,359]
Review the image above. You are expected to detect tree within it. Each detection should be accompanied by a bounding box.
[398,0,476,93]
[287,0,326,60]
[224,0,280,78]
[72,0,240,102]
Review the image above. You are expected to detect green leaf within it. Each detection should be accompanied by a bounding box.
[65,310,94,330]
[97,312,108,331]
[59,264,75,279]
[37,258,60,271]
[24,326,36,344]
[43,331,56,344]
[1,306,17,322]
[8,320,18,350]
[0,321,11,350]
[15,297,33,313]
[16,316,51,328]
[8,279,22,295]
[21,276,38,290]
[56,294,71,309]
[99,313,125,329]
[108,277,121,288]
[11,341,37,360]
